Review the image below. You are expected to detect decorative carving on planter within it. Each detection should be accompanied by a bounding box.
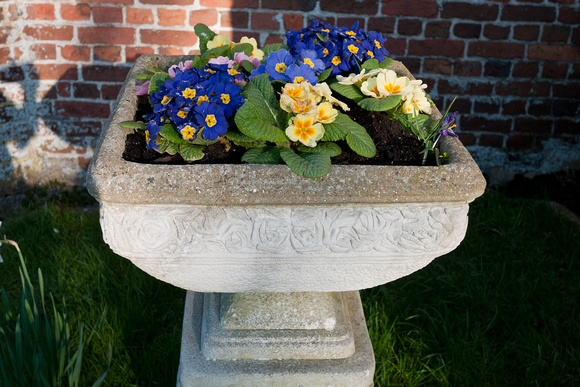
[100,203,469,259]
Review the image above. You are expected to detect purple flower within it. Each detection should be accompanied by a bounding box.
[438,111,459,137]
[208,56,235,68]
[136,81,150,96]
[168,60,193,78]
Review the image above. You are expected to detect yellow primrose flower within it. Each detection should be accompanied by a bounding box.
[207,33,231,50]
[280,82,319,113]
[375,69,413,97]
[361,77,381,98]
[316,102,338,124]
[402,88,432,117]
[336,69,381,85]
[286,114,325,147]
[238,36,264,60]
[311,82,349,111]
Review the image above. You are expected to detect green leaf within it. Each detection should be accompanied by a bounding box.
[241,60,257,73]
[262,43,289,57]
[119,121,147,130]
[243,74,284,128]
[226,128,265,148]
[329,81,365,102]
[379,57,393,69]
[229,43,253,58]
[297,142,342,157]
[136,73,152,80]
[194,23,217,54]
[234,101,288,143]
[280,148,332,178]
[156,138,179,155]
[148,72,172,94]
[357,95,403,111]
[361,59,380,71]
[159,124,189,145]
[191,56,204,69]
[201,45,230,63]
[320,113,349,141]
[179,143,205,161]
[147,67,165,74]
[325,113,376,158]
[241,146,281,164]
[317,67,332,82]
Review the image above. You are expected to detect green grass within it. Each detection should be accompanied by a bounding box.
[0,188,579,386]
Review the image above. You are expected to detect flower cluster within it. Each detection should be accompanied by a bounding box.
[251,48,324,84]
[286,19,389,76]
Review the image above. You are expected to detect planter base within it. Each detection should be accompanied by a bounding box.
[177,291,375,387]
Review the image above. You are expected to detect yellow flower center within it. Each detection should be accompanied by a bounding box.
[331,56,341,66]
[221,93,230,104]
[275,63,287,73]
[197,95,210,105]
[294,118,316,141]
[182,88,196,99]
[348,44,359,54]
[367,50,374,58]
[293,76,304,83]
[384,83,401,94]
[323,48,329,56]
[228,68,240,76]
[346,30,356,36]
[177,110,188,118]
[145,130,150,143]
[204,69,216,74]
[374,39,381,49]
[161,96,171,105]
[180,125,196,140]
[303,58,314,68]
[205,114,217,127]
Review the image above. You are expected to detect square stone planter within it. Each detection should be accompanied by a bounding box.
[87,55,486,386]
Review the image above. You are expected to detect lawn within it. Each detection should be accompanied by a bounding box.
[1,186,579,386]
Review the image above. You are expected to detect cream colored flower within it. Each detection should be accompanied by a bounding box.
[207,33,231,50]
[316,102,338,124]
[402,88,432,117]
[376,69,413,97]
[286,114,325,147]
[361,77,381,98]
[311,82,349,111]
[237,36,264,61]
[280,82,319,114]
[336,68,381,85]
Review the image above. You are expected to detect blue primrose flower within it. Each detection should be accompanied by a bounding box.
[299,49,325,73]
[144,121,162,151]
[212,82,244,117]
[264,49,295,81]
[195,101,228,141]
[285,63,318,85]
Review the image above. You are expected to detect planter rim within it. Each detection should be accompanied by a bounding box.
[87,55,486,206]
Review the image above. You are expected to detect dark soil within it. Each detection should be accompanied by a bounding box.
[123,102,428,166]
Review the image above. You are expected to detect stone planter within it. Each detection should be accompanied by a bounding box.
[87,55,486,386]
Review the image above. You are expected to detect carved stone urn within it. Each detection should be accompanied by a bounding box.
[87,55,486,386]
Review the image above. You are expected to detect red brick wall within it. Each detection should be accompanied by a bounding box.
[1,0,579,190]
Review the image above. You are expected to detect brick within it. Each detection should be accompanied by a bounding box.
[457,133,476,146]
[23,26,74,41]
[73,82,100,99]
[558,6,580,24]
[367,17,396,34]
[438,79,494,96]
[554,119,580,136]
[102,84,123,100]
[483,24,510,40]
[382,0,438,17]
[408,39,464,58]
[474,101,500,114]
[542,63,569,79]
[141,30,197,46]
[552,98,579,117]
[496,81,550,97]
[62,46,91,62]
[512,62,539,78]
[56,101,111,119]
[503,100,526,116]
[515,118,552,134]
[0,47,11,65]
[425,21,450,38]
[159,47,184,55]
[541,25,570,43]
[262,0,317,11]
[468,42,525,59]
[423,59,451,75]
[441,2,498,21]
[398,19,422,36]
[528,100,551,117]
[501,5,556,22]
[61,4,91,21]
[87,0,133,4]
[140,0,193,4]
[0,29,9,45]
[454,23,481,39]
[57,82,71,97]
[127,46,154,62]
[461,116,511,133]
[94,46,122,62]
[127,8,154,24]
[82,65,131,82]
[513,25,540,41]
[484,61,511,77]
[479,134,504,148]
[507,135,533,150]
[284,14,304,32]
[320,0,378,15]
[93,6,123,24]
[31,64,78,80]
[264,34,284,45]
[158,8,186,26]
[220,11,249,28]
[79,27,135,44]
[189,9,218,27]
[26,4,55,20]
[252,12,280,30]
[529,44,580,61]
[31,44,57,60]
[454,61,482,76]
[553,82,580,98]
[573,27,580,46]
[200,0,259,7]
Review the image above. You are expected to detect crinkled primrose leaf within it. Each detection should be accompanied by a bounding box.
[280,148,332,179]
[241,146,282,164]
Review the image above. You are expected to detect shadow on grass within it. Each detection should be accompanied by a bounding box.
[0,187,578,386]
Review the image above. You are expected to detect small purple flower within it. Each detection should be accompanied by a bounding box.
[168,60,193,78]
[234,52,261,67]
[438,111,459,137]
[136,81,150,96]
[208,56,235,68]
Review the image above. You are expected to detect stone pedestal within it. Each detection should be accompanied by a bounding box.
[177,291,375,387]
